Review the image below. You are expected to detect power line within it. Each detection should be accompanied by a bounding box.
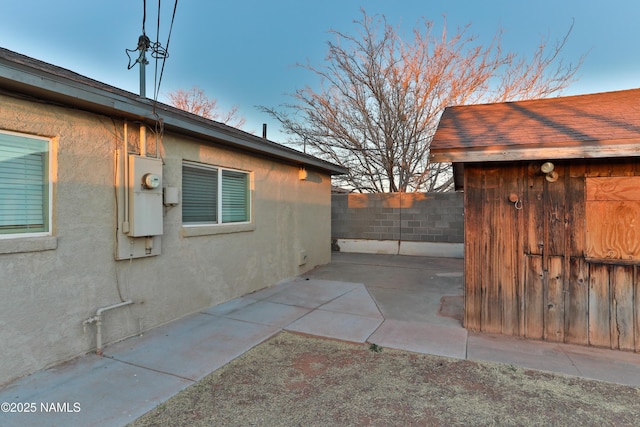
[124,0,179,149]
[153,0,179,102]
[125,0,177,98]
[142,0,147,34]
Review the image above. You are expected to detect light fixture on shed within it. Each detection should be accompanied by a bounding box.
[540,162,555,173]
[540,162,559,183]
[545,171,559,182]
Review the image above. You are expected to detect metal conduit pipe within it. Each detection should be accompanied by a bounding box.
[122,122,130,234]
[83,300,134,356]
[140,125,146,157]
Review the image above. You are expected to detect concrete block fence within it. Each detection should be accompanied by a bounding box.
[331,192,464,257]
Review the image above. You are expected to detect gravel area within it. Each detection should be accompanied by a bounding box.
[128,331,640,426]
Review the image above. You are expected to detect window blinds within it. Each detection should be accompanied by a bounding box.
[221,170,248,223]
[0,133,48,234]
[182,164,218,223]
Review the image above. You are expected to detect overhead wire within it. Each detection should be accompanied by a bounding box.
[152,0,161,102]
[124,0,179,153]
[125,0,176,94]
[142,0,147,35]
[151,0,179,148]
[153,0,178,103]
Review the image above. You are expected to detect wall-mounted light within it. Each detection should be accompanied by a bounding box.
[540,162,554,173]
[546,171,559,182]
[299,167,308,181]
[540,162,558,182]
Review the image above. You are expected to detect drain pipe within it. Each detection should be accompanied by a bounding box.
[83,300,134,356]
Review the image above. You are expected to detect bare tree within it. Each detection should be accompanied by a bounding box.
[168,86,246,129]
[260,11,584,192]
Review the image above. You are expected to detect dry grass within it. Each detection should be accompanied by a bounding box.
[129,332,640,426]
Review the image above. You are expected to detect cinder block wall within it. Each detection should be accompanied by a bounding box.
[331,192,464,243]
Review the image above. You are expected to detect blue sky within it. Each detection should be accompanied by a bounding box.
[1,1,638,140]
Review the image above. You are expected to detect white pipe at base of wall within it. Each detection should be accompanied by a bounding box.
[83,300,134,356]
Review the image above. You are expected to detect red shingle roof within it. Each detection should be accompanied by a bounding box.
[431,88,640,163]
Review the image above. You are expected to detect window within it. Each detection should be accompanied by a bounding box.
[182,162,250,225]
[0,131,50,237]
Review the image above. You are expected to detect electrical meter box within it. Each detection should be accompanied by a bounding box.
[128,155,163,237]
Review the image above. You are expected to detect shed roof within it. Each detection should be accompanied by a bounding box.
[431,88,640,163]
[0,48,347,175]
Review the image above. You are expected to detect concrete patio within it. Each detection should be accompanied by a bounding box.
[1,252,639,427]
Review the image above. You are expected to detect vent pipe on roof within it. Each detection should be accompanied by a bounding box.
[262,123,267,139]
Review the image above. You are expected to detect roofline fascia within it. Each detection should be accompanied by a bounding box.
[0,55,348,176]
[430,138,640,163]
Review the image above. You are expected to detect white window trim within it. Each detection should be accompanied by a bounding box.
[0,130,53,241]
[181,161,253,236]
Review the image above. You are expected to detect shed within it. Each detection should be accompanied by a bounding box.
[431,89,640,351]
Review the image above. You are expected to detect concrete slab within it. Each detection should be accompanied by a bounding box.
[334,239,463,258]
[307,254,464,296]
[367,286,461,326]
[467,333,582,377]
[107,313,279,381]
[3,252,638,427]
[202,296,258,316]
[318,252,464,271]
[243,280,296,301]
[0,353,191,427]
[222,300,311,327]
[561,344,640,387]
[263,279,359,309]
[369,319,468,359]
[319,285,382,318]
[286,310,383,343]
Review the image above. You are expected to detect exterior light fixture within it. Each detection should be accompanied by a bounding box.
[545,171,559,182]
[299,167,308,181]
[541,161,558,182]
[540,162,555,173]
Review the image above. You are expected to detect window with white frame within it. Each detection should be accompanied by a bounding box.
[182,161,250,225]
[0,131,51,236]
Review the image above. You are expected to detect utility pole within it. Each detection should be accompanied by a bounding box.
[137,35,151,97]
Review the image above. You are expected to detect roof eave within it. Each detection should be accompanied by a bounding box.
[431,138,640,163]
[0,53,348,176]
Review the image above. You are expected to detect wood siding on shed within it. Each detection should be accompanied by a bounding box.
[464,158,640,351]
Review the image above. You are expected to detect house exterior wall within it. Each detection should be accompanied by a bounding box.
[464,159,640,351]
[0,93,332,385]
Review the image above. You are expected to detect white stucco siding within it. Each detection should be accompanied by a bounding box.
[0,93,332,385]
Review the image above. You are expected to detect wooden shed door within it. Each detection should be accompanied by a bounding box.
[521,161,569,342]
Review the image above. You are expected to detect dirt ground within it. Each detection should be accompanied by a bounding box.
[128,331,640,426]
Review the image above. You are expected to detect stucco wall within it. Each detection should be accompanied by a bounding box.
[0,93,332,385]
